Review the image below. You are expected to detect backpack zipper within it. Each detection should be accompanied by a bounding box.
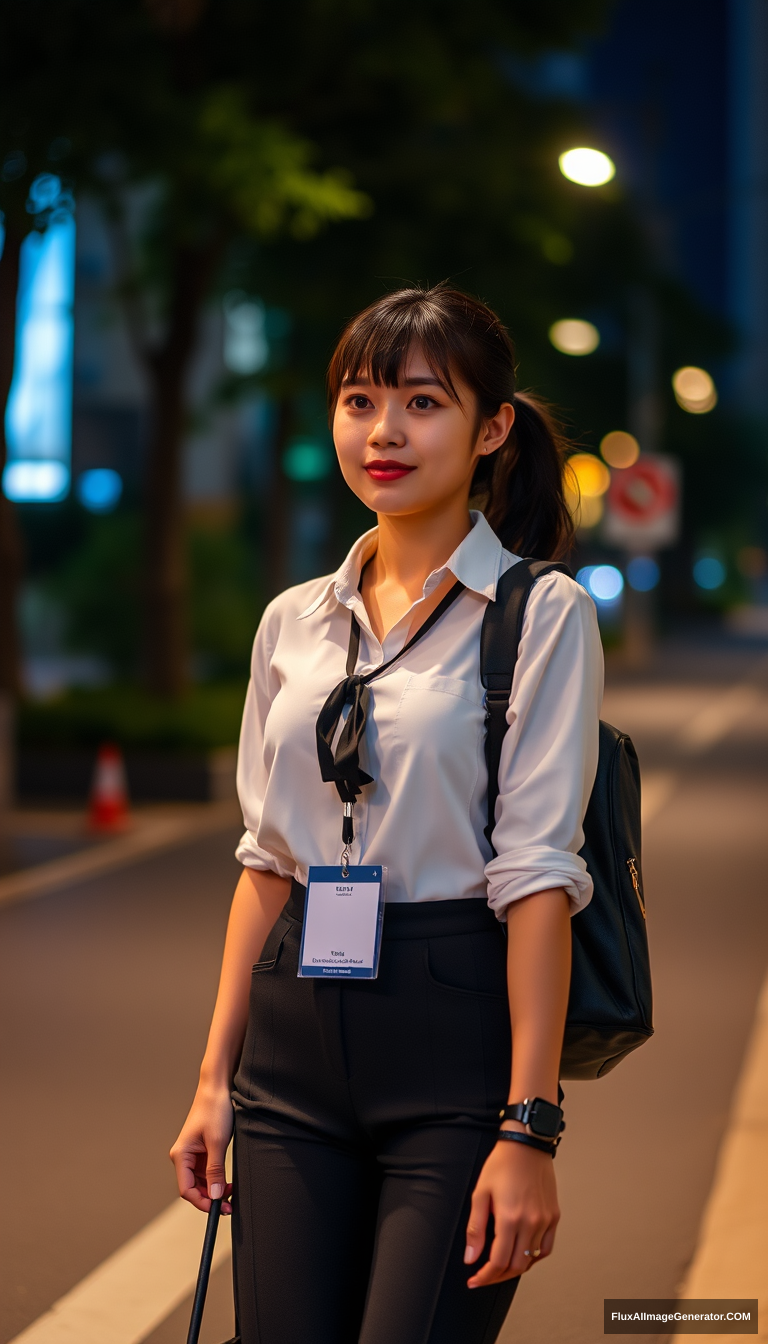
[627,858,646,919]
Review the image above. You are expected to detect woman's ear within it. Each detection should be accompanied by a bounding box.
[479,402,515,458]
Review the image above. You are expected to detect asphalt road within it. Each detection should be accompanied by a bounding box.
[2,633,767,1344]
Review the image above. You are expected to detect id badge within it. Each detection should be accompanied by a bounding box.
[298,866,385,979]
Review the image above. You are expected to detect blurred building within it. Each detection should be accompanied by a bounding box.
[507,0,767,419]
[587,0,767,416]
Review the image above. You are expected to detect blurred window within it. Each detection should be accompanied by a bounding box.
[2,180,75,502]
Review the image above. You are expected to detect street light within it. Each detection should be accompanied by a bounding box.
[672,366,717,414]
[549,318,600,355]
[600,430,640,469]
[565,452,611,529]
[559,147,616,187]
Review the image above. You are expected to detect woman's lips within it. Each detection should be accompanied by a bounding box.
[364,459,416,481]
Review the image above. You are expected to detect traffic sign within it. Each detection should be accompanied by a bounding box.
[603,453,680,550]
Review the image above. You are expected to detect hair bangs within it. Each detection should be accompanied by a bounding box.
[327,293,462,417]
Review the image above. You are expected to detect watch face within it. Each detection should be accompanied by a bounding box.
[529,1099,562,1139]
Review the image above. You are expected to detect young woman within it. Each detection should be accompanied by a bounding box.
[171,284,602,1344]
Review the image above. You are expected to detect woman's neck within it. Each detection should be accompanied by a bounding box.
[371,503,473,600]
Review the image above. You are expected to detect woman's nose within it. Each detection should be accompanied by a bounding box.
[368,411,405,448]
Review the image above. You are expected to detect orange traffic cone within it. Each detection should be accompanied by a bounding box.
[88,742,131,832]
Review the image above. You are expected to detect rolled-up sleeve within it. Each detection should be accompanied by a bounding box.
[235,602,293,877]
[485,571,603,919]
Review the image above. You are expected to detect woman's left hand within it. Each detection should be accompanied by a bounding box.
[464,1139,560,1287]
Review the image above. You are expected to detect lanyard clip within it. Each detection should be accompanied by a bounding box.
[341,802,354,877]
[342,801,354,846]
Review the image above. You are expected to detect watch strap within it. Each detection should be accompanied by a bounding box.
[499,1097,565,1139]
[496,1130,557,1157]
[500,1103,528,1125]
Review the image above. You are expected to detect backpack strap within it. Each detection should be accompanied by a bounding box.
[481,559,572,849]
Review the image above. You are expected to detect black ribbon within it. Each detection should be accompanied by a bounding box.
[316,674,374,804]
[315,580,466,815]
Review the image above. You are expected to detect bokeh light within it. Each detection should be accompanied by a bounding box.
[693,556,726,590]
[223,291,268,374]
[283,440,334,482]
[672,366,717,414]
[626,556,660,591]
[577,564,624,603]
[564,453,610,530]
[567,453,611,497]
[77,468,123,513]
[549,318,600,356]
[558,147,616,187]
[600,430,640,469]
[3,459,69,501]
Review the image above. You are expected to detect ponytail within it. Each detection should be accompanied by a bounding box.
[327,284,575,561]
[474,391,574,561]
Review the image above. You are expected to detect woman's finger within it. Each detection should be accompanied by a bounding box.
[467,1216,518,1288]
[464,1188,491,1268]
[528,1220,557,1267]
[513,1225,546,1276]
[175,1155,210,1212]
[206,1143,228,1202]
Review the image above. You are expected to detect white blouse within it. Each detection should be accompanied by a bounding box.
[236,511,603,918]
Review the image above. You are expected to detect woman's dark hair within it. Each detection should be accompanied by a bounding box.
[327,284,574,560]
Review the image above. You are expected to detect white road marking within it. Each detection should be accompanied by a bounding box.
[641,770,678,825]
[678,683,763,754]
[7,1199,231,1344]
[675,968,768,1339]
[0,801,241,911]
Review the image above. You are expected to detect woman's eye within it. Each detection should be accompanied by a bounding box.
[349,395,372,410]
[410,395,434,410]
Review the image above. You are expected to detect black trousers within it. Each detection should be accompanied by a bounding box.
[231,882,518,1344]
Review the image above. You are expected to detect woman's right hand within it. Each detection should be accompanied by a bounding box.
[170,1081,235,1215]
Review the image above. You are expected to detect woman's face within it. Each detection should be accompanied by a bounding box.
[332,345,514,520]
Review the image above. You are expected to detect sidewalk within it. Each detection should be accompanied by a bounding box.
[674,969,768,1341]
[0,800,242,911]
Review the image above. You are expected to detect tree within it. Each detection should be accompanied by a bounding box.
[1,0,370,695]
[4,0,650,698]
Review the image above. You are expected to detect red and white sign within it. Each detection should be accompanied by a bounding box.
[603,453,681,550]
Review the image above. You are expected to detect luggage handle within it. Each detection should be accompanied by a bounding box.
[186,1197,240,1344]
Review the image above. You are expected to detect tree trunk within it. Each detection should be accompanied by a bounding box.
[142,236,224,696]
[0,221,24,700]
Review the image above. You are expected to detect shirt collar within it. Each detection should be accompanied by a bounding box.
[296,510,508,620]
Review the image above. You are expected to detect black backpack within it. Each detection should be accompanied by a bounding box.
[481,559,654,1080]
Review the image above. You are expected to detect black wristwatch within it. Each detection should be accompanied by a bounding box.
[499,1097,565,1142]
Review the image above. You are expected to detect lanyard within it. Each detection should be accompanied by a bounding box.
[316,580,465,870]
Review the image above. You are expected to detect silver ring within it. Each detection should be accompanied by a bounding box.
[524,1249,542,1258]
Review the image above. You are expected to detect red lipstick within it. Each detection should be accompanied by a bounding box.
[364,459,416,482]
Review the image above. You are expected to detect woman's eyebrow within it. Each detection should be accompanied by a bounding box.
[339,374,451,392]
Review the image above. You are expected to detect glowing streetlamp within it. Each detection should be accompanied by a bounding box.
[559,147,616,187]
[565,452,611,529]
[600,430,640,469]
[549,318,600,355]
[672,366,717,414]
